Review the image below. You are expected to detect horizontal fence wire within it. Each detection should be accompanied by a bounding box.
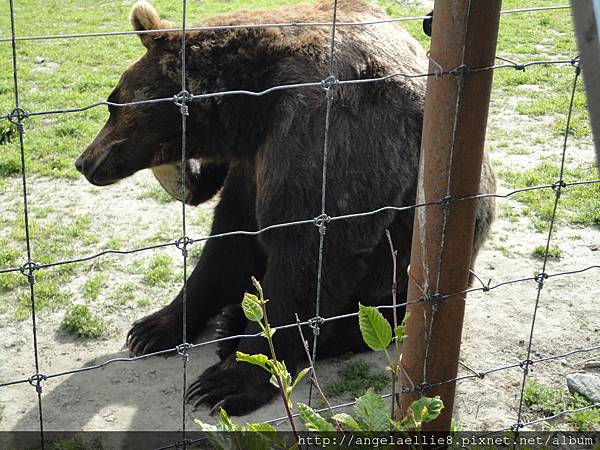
[0,57,581,122]
[1,2,598,447]
[0,4,570,44]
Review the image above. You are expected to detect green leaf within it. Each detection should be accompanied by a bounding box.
[358,303,392,351]
[269,374,280,389]
[193,418,228,450]
[353,388,390,431]
[297,403,336,432]
[193,418,218,432]
[260,327,276,338]
[244,423,277,432]
[219,407,240,431]
[394,312,410,343]
[291,367,310,391]
[242,294,263,322]
[331,413,363,431]
[406,396,444,429]
[236,351,270,371]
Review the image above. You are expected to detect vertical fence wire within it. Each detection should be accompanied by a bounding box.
[8,1,45,448]
[308,0,339,406]
[178,0,190,447]
[513,62,582,436]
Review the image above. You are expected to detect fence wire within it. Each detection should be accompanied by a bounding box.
[1,2,599,449]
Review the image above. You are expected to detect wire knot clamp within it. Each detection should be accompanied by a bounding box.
[28,373,47,393]
[176,342,193,359]
[534,272,548,289]
[7,107,29,134]
[174,439,193,450]
[173,90,192,116]
[519,359,534,374]
[19,261,40,284]
[320,76,339,92]
[449,64,469,79]
[308,316,324,336]
[313,213,331,236]
[175,236,194,257]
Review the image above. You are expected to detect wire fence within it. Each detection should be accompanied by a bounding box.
[1,1,599,449]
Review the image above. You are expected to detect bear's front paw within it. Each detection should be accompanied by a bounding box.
[127,306,182,356]
[187,356,278,416]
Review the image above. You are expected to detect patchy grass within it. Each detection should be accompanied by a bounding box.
[137,185,177,204]
[61,304,107,338]
[143,254,175,286]
[532,244,562,259]
[323,361,389,399]
[524,379,600,431]
[0,0,306,181]
[500,163,600,230]
[110,282,138,306]
[83,273,106,301]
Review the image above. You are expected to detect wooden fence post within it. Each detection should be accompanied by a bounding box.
[399,0,502,431]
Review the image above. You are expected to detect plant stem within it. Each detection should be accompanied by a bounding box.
[295,314,343,433]
[257,283,299,442]
[386,229,400,420]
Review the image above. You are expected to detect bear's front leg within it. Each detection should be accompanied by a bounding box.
[186,237,366,414]
[127,164,265,356]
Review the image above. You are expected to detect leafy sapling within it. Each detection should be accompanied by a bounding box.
[214,277,307,442]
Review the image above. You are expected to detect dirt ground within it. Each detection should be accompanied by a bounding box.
[1,0,599,444]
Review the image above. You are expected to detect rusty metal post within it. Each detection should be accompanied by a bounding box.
[399,0,502,430]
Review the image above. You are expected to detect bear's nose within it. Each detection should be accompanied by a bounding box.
[74,155,84,173]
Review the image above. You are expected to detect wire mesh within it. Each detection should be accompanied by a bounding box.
[0,2,598,448]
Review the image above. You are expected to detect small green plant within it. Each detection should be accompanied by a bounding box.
[196,276,443,447]
[0,121,16,145]
[323,361,388,399]
[524,379,600,431]
[196,277,307,442]
[83,273,106,301]
[111,282,138,306]
[532,245,562,259]
[143,254,175,285]
[137,184,177,204]
[61,304,106,338]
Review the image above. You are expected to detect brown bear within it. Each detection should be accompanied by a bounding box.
[75,0,496,415]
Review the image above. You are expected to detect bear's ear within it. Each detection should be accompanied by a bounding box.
[130,1,172,49]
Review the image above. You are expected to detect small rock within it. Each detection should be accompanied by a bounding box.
[582,361,600,369]
[34,56,45,64]
[566,373,600,403]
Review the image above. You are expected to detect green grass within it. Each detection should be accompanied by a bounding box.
[524,379,600,431]
[137,185,177,204]
[500,162,600,230]
[0,211,101,318]
[110,282,138,306]
[532,244,562,259]
[61,304,107,338]
[83,273,106,301]
[323,361,389,399]
[143,254,175,286]
[0,0,306,180]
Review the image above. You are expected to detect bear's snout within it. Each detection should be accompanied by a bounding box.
[74,155,84,173]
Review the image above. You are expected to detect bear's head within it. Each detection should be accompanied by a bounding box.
[75,1,185,186]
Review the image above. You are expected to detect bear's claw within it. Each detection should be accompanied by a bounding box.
[186,357,278,416]
[127,306,182,356]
